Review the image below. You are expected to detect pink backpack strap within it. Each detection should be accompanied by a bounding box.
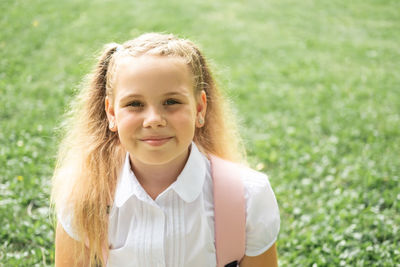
[210,155,246,267]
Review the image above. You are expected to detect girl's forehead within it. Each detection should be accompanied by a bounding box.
[116,55,192,81]
[113,55,195,98]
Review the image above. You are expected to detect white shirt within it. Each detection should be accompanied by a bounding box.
[59,143,280,267]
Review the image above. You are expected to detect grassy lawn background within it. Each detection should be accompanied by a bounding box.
[1,0,399,265]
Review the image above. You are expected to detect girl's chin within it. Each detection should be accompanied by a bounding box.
[129,148,190,167]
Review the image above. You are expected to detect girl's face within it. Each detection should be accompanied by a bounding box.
[105,55,207,167]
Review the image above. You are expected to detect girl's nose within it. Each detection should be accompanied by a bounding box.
[142,107,167,128]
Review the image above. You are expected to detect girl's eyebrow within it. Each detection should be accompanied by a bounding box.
[119,94,143,102]
[119,91,190,102]
[164,91,190,97]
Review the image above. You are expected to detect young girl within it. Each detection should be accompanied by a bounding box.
[52,33,280,267]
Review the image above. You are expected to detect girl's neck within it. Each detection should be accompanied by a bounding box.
[129,150,190,200]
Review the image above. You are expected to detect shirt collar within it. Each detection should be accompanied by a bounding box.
[171,143,207,202]
[114,153,147,208]
[114,142,207,207]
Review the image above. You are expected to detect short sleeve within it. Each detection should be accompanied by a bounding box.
[57,207,81,241]
[241,168,280,256]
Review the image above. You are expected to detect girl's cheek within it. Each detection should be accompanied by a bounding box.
[117,112,141,128]
[178,112,195,122]
[170,106,196,119]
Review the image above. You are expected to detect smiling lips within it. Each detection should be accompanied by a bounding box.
[140,136,173,146]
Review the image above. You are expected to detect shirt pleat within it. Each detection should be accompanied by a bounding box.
[139,201,146,266]
[178,194,185,267]
[168,193,174,267]
[145,203,151,266]
[167,193,174,267]
[162,192,184,267]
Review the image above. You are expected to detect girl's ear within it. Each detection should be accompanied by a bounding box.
[105,96,118,132]
[196,90,207,128]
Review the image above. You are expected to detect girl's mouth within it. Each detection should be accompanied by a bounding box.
[140,136,173,146]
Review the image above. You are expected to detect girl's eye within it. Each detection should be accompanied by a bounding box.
[127,101,144,107]
[164,99,180,105]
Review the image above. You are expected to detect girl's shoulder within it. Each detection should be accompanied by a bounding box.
[208,156,276,200]
[208,159,280,257]
[203,153,276,201]
[237,163,272,189]
[233,163,279,215]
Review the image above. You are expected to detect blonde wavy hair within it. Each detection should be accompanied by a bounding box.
[51,32,245,266]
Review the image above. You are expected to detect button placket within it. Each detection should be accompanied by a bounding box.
[151,204,166,267]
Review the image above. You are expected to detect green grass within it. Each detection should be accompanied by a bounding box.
[1,0,399,265]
